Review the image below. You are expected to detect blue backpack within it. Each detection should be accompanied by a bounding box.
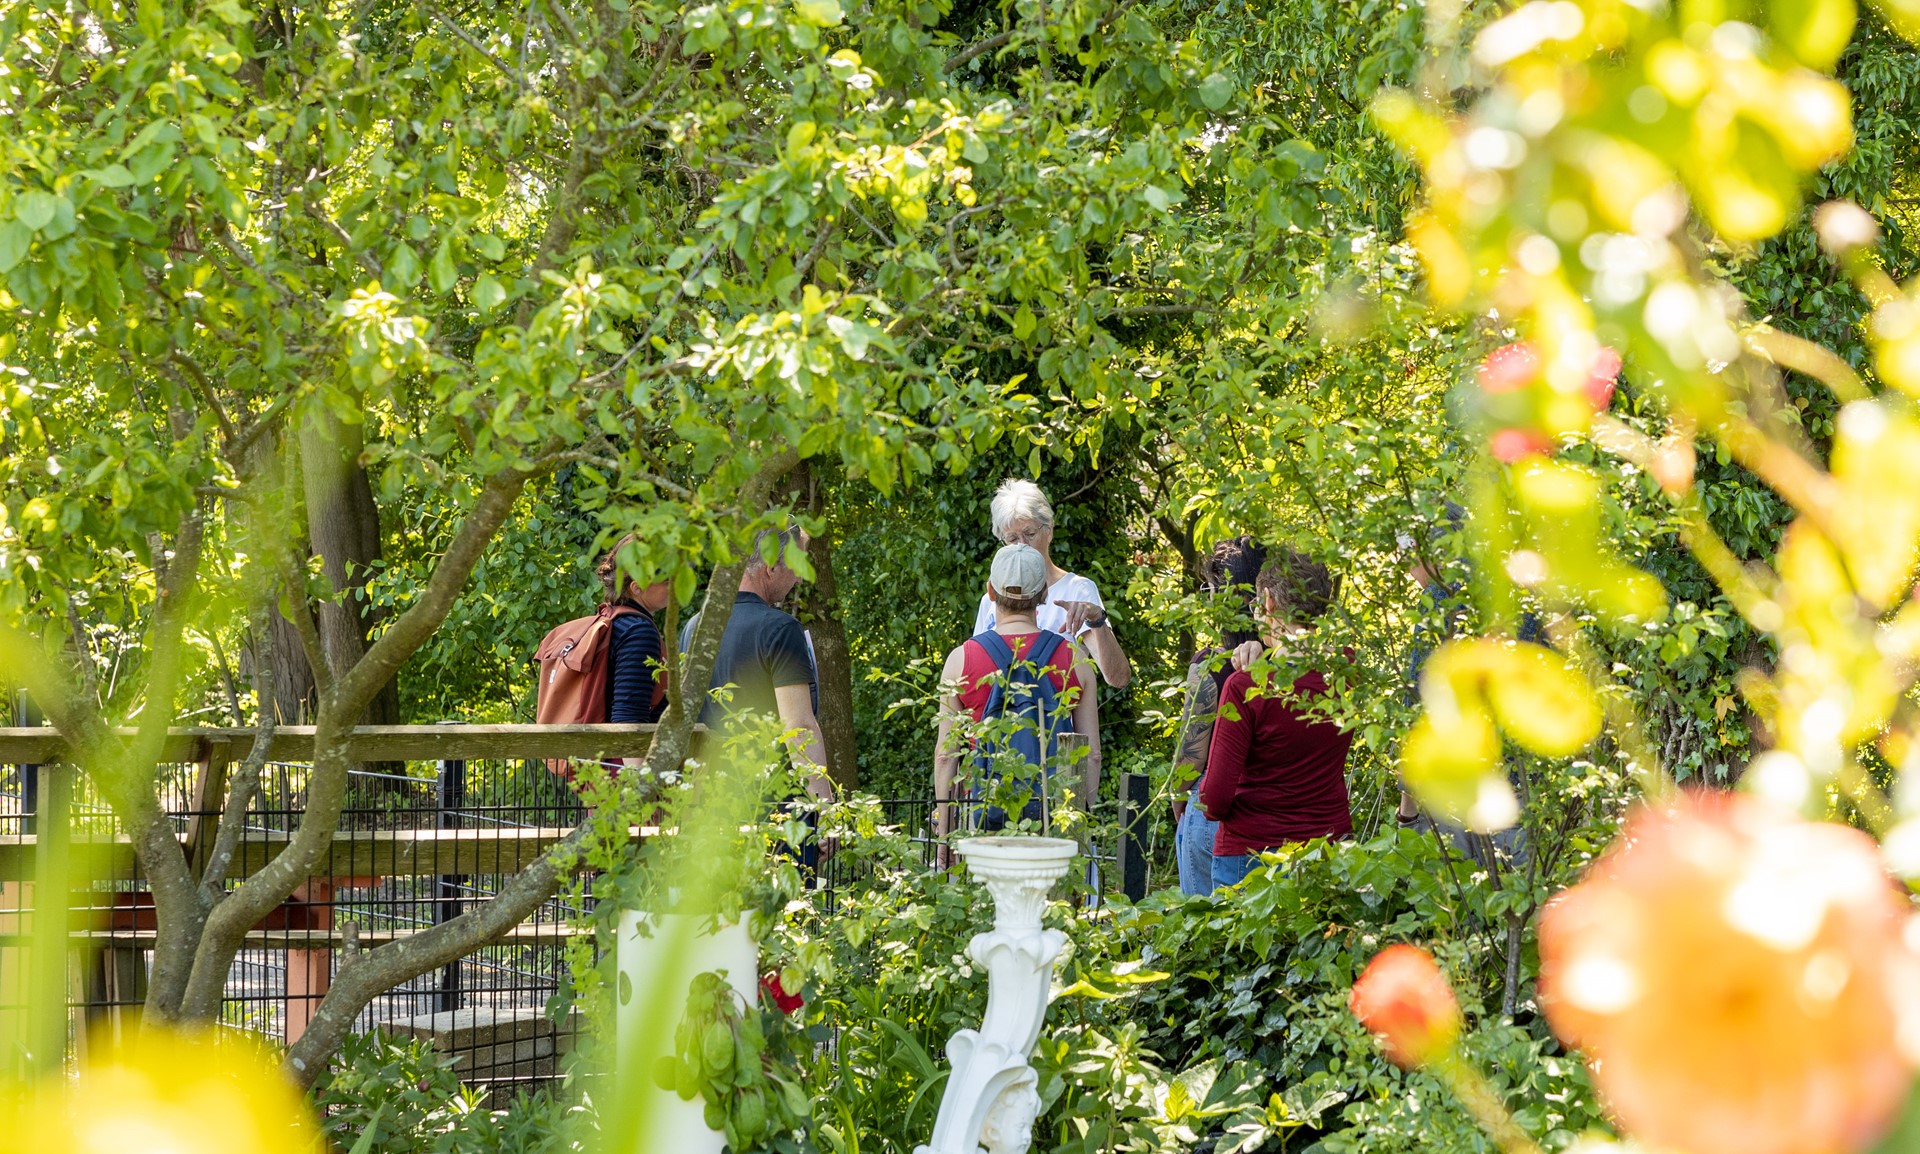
[967,630,1072,830]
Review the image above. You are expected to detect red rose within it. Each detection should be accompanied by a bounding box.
[761,971,804,1014]
[1488,427,1551,462]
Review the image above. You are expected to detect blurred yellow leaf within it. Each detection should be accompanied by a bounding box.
[1511,459,1670,622]
[1485,641,1605,757]
[1402,638,1600,830]
[1865,0,1920,44]
[1772,523,1903,756]
[0,1027,320,1154]
[1770,0,1858,70]
[1399,707,1511,831]
[1871,298,1920,398]
[1828,400,1920,608]
[1408,212,1471,308]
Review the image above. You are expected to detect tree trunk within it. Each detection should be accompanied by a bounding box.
[801,520,859,791]
[297,413,402,780]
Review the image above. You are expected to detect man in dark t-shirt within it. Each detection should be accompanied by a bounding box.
[685,525,833,802]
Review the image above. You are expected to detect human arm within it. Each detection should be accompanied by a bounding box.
[773,682,834,801]
[764,616,831,800]
[1198,673,1253,822]
[1080,615,1132,688]
[932,646,969,838]
[1068,650,1101,808]
[1170,661,1219,821]
[1058,594,1131,688]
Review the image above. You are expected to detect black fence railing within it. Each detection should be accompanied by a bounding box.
[0,720,1155,1099]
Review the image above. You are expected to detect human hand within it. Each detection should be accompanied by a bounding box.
[1230,639,1265,671]
[1057,600,1103,634]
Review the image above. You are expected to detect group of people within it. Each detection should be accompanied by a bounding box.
[590,477,1366,896]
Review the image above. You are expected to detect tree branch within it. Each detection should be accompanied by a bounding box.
[165,351,240,448]
[273,543,333,703]
[943,28,1013,73]
[199,596,278,901]
[427,3,531,91]
[181,460,540,1016]
[281,447,801,1085]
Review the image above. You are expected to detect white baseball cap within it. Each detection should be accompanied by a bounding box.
[988,544,1048,599]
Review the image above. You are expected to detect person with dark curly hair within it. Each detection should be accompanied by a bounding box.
[1199,549,1354,890]
[1171,536,1268,897]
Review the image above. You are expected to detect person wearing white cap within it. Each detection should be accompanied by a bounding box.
[933,543,1101,840]
[972,479,1131,688]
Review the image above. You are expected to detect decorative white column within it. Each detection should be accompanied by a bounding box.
[918,836,1078,1154]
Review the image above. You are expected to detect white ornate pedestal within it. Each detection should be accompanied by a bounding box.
[918,836,1078,1154]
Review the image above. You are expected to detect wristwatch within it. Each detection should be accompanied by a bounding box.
[1087,610,1110,629]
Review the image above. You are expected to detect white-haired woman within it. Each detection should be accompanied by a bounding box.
[972,479,1132,688]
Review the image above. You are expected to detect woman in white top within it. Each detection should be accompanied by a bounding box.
[972,479,1132,687]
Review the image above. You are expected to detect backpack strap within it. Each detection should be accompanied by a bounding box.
[969,630,1016,671]
[1025,630,1066,669]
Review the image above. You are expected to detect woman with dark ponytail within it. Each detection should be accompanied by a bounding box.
[597,534,672,725]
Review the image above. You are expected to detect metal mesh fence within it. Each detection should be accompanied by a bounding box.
[0,748,964,1097]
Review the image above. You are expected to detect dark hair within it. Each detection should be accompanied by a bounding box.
[1255,549,1337,623]
[1204,536,1267,652]
[597,533,640,601]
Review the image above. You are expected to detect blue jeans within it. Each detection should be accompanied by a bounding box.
[1211,852,1256,891]
[1176,799,1218,898]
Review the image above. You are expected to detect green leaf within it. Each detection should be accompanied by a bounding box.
[0,220,30,273]
[472,274,506,313]
[470,233,506,262]
[792,0,843,26]
[1141,185,1184,211]
[346,1104,387,1154]
[15,190,61,232]
[1197,71,1235,110]
[387,243,422,289]
[82,165,137,188]
[1013,305,1036,340]
[429,238,458,294]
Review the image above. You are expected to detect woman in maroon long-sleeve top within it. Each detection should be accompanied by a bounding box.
[1199,549,1353,890]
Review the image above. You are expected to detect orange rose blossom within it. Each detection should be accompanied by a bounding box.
[1539,791,1920,1154]
[1350,944,1462,1069]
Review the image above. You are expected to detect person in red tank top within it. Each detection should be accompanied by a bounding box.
[932,544,1100,841]
[1199,549,1354,890]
